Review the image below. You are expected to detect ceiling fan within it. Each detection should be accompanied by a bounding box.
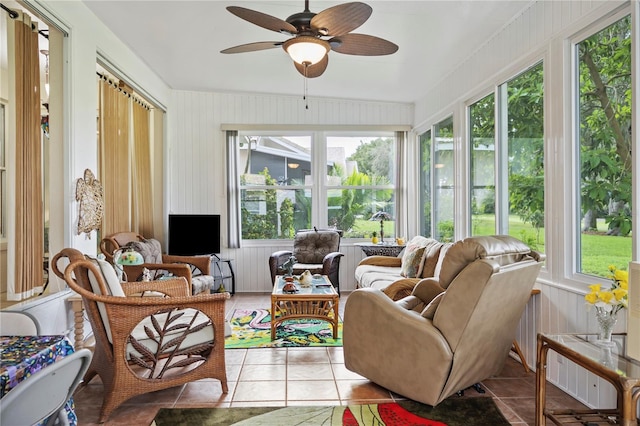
[220,1,398,78]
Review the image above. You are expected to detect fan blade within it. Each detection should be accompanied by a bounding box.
[311,2,372,36]
[294,55,328,78]
[329,33,398,56]
[227,6,297,34]
[221,41,283,54]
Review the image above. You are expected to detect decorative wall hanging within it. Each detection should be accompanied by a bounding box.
[75,168,104,236]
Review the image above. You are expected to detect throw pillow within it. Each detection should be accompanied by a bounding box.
[125,238,163,264]
[86,256,125,296]
[85,256,125,343]
[400,245,427,278]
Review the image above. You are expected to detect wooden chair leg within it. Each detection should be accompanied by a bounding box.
[511,339,530,373]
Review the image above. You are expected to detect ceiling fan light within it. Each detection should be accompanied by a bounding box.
[283,36,329,65]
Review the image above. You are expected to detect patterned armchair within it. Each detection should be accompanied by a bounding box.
[268,228,344,293]
[100,232,214,295]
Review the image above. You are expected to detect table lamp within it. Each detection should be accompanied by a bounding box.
[370,211,394,243]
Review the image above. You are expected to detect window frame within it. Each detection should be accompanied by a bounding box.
[468,91,497,237]
[570,10,634,281]
[0,102,5,241]
[432,116,455,242]
[235,129,398,242]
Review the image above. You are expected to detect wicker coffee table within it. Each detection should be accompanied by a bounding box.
[271,275,339,340]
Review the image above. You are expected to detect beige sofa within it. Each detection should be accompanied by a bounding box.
[354,236,450,300]
[344,235,545,406]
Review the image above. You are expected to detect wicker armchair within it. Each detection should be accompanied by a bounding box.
[52,248,228,423]
[100,232,214,295]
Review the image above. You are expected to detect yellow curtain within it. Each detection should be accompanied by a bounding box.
[99,79,130,237]
[132,101,153,236]
[13,12,43,298]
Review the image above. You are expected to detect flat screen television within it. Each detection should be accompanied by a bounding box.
[168,214,221,255]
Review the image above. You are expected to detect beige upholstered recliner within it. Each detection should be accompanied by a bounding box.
[343,235,545,406]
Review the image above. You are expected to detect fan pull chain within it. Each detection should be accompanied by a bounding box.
[303,63,309,110]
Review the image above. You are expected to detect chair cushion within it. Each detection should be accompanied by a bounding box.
[292,264,324,277]
[397,236,445,279]
[127,308,214,360]
[191,275,214,295]
[293,231,340,264]
[354,264,404,290]
[125,238,163,264]
[420,240,446,278]
[85,257,125,342]
[400,245,426,278]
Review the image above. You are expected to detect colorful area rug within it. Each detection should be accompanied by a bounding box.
[152,399,510,426]
[224,308,342,348]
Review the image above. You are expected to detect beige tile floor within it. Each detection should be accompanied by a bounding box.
[72,293,588,425]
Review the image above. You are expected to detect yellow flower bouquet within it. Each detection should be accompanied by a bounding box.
[585,265,629,314]
[585,265,628,343]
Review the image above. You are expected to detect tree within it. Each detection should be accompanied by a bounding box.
[329,169,393,233]
[505,64,545,243]
[327,154,394,234]
[241,168,278,239]
[347,138,394,179]
[279,197,294,238]
[579,16,632,236]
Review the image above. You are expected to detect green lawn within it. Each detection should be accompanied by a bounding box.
[350,214,632,278]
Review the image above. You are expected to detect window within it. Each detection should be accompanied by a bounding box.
[576,15,632,276]
[326,136,396,239]
[236,132,397,240]
[465,63,545,252]
[419,130,432,237]
[503,63,545,251]
[239,135,312,239]
[433,117,454,241]
[469,94,496,236]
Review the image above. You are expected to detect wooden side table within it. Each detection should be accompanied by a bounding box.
[536,333,640,426]
[354,242,405,257]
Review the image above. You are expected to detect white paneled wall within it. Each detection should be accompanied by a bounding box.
[414,0,625,124]
[167,90,413,293]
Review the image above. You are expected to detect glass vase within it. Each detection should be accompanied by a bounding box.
[595,309,618,346]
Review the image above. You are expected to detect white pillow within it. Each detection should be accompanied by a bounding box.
[86,256,125,342]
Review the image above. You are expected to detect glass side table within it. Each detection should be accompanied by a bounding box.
[211,255,235,295]
[354,242,405,257]
[535,333,640,426]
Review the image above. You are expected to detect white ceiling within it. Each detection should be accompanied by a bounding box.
[82,0,532,104]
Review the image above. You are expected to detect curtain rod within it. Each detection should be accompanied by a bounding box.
[0,3,49,39]
[97,72,152,110]
[0,3,17,18]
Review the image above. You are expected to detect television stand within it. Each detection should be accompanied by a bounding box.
[210,254,235,295]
